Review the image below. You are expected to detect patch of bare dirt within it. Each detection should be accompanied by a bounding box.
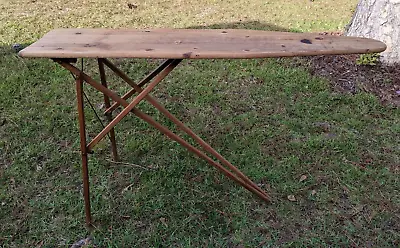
[285,31,400,107]
[306,54,400,107]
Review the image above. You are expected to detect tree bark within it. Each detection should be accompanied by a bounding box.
[346,0,400,64]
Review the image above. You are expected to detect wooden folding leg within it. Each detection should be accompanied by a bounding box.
[75,74,92,226]
[104,59,175,115]
[60,59,269,201]
[56,59,270,216]
[98,59,119,161]
[134,109,270,202]
[102,58,269,198]
[87,59,181,151]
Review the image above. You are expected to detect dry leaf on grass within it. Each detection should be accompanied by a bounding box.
[160,217,168,227]
[70,237,93,248]
[299,175,307,182]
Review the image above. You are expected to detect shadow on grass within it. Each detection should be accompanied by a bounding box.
[0,43,31,57]
[187,20,299,32]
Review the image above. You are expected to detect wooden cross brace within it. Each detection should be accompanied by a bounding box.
[54,58,270,226]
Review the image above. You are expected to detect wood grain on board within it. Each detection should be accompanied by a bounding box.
[19,28,386,59]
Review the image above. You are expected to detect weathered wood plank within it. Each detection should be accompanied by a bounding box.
[19,28,386,59]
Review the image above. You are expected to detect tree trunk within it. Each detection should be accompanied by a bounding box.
[346,0,400,64]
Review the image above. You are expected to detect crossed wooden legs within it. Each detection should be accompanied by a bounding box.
[55,58,270,226]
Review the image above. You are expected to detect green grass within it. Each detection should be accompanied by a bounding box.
[1,0,399,247]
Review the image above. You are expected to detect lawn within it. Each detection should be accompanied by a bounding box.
[1,0,399,247]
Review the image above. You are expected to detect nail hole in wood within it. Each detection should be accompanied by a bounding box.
[75,32,82,35]
[221,31,228,34]
[300,39,312,44]
[183,52,192,58]
[145,48,153,51]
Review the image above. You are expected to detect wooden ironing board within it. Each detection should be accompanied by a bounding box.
[19,28,386,226]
